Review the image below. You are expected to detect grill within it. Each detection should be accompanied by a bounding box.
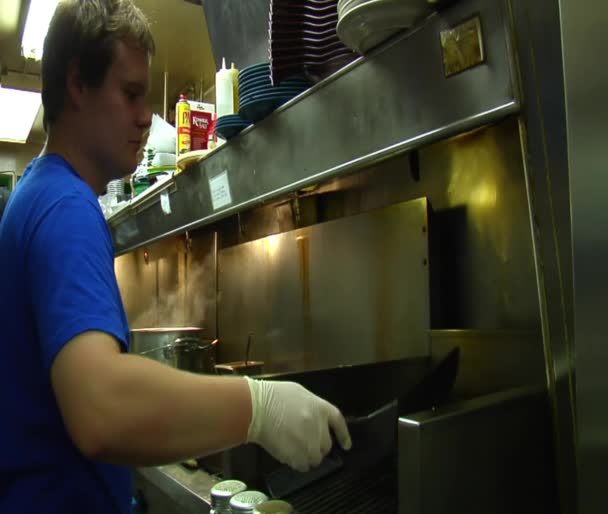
[284,459,397,514]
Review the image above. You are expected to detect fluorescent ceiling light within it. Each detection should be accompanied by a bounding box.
[0,87,41,144]
[22,0,59,61]
[0,0,21,33]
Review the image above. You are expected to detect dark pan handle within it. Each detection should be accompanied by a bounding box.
[344,399,398,426]
[398,347,460,414]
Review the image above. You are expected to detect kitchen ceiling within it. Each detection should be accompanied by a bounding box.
[0,0,217,144]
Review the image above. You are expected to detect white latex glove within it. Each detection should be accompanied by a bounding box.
[245,377,352,472]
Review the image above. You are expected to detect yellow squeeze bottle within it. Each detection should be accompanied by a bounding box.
[176,94,191,155]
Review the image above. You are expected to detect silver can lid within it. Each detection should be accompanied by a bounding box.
[211,480,248,499]
[229,490,269,511]
[211,479,248,509]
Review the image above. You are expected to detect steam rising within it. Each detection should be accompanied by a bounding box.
[129,252,215,330]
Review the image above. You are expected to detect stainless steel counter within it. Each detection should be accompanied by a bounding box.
[134,465,219,514]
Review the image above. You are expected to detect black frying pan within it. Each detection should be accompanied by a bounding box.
[265,348,461,498]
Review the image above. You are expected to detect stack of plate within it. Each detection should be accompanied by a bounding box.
[337,0,434,54]
[238,62,312,123]
[215,114,251,140]
[269,0,356,84]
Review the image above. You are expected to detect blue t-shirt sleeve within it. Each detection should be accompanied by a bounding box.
[26,193,128,372]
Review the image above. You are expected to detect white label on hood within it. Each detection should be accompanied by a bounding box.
[209,170,232,210]
[160,190,172,215]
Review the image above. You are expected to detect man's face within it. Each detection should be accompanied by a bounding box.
[80,40,152,181]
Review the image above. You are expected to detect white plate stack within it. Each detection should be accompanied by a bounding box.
[337,0,434,54]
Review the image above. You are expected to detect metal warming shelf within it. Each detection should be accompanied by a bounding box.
[109,0,518,255]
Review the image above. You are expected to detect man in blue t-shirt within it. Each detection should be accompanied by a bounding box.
[0,2,351,513]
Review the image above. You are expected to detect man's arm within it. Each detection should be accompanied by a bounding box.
[37,197,350,470]
[51,331,252,466]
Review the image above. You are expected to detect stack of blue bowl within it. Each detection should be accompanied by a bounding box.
[215,114,251,140]
[238,62,311,123]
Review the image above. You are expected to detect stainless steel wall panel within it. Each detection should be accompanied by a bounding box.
[430,330,545,399]
[217,198,430,371]
[510,0,577,510]
[115,248,157,328]
[280,117,538,330]
[559,0,608,512]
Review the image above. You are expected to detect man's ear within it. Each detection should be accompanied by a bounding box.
[64,59,85,113]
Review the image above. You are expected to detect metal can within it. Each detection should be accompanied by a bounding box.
[211,480,248,514]
[176,94,191,155]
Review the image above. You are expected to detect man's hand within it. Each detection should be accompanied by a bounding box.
[245,378,352,472]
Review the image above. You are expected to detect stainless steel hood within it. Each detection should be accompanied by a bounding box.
[109,0,519,255]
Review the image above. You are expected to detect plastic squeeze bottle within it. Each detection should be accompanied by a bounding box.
[216,57,235,118]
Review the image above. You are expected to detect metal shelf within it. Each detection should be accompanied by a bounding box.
[110,0,518,255]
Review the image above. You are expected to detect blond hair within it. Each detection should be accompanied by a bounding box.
[41,0,155,129]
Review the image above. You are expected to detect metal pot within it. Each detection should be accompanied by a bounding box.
[130,327,203,354]
[164,337,218,374]
[129,327,217,373]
